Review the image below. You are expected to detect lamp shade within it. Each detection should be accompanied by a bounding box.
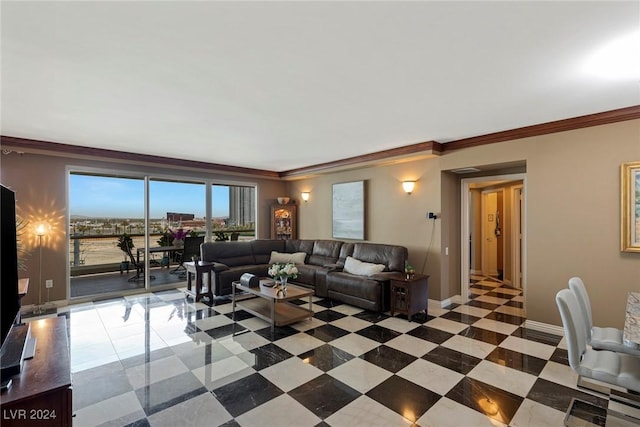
[301,192,310,202]
[402,181,416,194]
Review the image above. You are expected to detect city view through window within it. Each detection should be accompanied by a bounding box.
[69,173,255,273]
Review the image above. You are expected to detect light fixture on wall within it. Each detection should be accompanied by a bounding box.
[402,181,416,195]
[301,192,310,202]
[33,222,49,315]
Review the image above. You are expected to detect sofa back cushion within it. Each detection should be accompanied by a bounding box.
[308,240,343,266]
[352,243,407,272]
[284,240,315,257]
[269,251,307,265]
[336,242,354,267]
[200,241,256,267]
[251,240,285,264]
[343,256,385,276]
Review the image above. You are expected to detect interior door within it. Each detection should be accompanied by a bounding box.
[481,190,499,277]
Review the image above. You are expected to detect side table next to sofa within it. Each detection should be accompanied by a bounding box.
[390,274,429,321]
[184,261,215,302]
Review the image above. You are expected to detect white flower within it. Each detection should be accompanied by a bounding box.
[268,262,298,279]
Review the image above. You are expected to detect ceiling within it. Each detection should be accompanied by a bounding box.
[2,1,639,172]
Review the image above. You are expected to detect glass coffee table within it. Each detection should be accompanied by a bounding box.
[232,279,314,334]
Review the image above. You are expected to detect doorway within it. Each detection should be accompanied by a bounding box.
[461,174,526,302]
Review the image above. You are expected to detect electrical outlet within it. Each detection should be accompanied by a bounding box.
[428,212,438,219]
[45,279,53,288]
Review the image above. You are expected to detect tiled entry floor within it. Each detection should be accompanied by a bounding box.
[52,277,627,426]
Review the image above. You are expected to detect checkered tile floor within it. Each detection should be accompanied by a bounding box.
[44,276,629,426]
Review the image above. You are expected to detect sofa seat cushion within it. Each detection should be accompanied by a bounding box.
[294,264,329,287]
[327,272,381,301]
[343,256,385,276]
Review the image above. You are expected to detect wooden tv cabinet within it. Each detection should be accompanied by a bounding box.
[1,317,72,426]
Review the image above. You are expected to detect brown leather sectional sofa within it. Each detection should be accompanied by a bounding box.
[200,239,408,312]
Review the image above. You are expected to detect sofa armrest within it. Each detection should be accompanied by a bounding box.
[212,262,230,273]
[369,271,400,282]
[323,263,342,272]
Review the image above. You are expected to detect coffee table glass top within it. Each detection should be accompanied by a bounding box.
[234,279,312,301]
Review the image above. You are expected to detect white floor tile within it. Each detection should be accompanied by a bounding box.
[273,332,324,355]
[397,359,464,396]
[235,394,321,427]
[418,397,507,427]
[442,334,496,359]
[330,333,380,356]
[73,391,143,427]
[326,395,414,426]
[148,391,232,427]
[425,317,468,335]
[329,316,371,332]
[328,358,392,393]
[259,357,323,392]
[473,318,519,336]
[509,398,566,427]
[385,334,438,357]
[467,360,537,397]
[499,335,556,360]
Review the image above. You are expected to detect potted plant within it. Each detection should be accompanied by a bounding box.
[116,233,134,273]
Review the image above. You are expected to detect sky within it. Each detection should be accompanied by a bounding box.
[70,174,230,218]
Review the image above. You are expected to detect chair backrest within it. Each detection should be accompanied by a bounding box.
[568,276,593,339]
[124,240,138,265]
[182,236,204,260]
[556,288,588,372]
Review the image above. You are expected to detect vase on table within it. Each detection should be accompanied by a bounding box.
[279,276,288,291]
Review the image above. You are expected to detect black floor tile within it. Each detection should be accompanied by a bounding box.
[314,310,347,323]
[254,325,299,341]
[225,309,255,321]
[566,399,607,427]
[73,361,134,410]
[305,324,350,342]
[485,347,547,376]
[526,378,608,414]
[212,373,284,417]
[505,300,524,308]
[466,300,500,310]
[298,344,354,371]
[422,346,481,375]
[366,375,440,423]
[442,303,461,310]
[440,311,482,325]
[550,348,569,366]
[249,343,293,370]
[289,374,360,419]
[459,326,507,346]
[406,325,454,344]
[511,327,562,346]
[356,325,401,343]
[484,311,524,326]
[446,377,523,425]
[360,345,417,373]
[353,311,389,323]
[124,419,151,427]
[485,290,520,299]
[204,323,246,339]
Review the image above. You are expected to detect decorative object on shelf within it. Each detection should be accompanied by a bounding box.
[402,180,416,195]
[277,196,290,205]
[271,204,297,240]
[301,192,310,202]
[268,262,298,293]
[33,222,50,315]
[621,160,640,252]
[169,227,190,248]
[405,261,415,279]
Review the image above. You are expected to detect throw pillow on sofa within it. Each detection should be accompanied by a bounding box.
[343,256,385,276]
[269,251,307,265]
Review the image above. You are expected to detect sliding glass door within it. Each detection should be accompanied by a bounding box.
[69,170,257,300]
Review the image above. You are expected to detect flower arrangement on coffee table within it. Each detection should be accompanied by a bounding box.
[268,262,299,292]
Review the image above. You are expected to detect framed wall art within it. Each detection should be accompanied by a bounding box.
[332,180,365,240]
[621,161,640,252]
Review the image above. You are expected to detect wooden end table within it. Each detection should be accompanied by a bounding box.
[390,273,429,321]
[184,261,215,302]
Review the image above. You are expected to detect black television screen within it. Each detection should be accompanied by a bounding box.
[1,184,20,349]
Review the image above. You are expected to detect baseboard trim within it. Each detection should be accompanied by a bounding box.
[430,295,463,308]
[524,320,564,336]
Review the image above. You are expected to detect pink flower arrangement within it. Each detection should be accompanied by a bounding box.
[169,227,190,240]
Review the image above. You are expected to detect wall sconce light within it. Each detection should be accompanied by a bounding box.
[301,192,310,202]
[402,181,416,195]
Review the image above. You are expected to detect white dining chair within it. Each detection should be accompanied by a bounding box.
[556,288,640,394]
[568,277,640,357]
